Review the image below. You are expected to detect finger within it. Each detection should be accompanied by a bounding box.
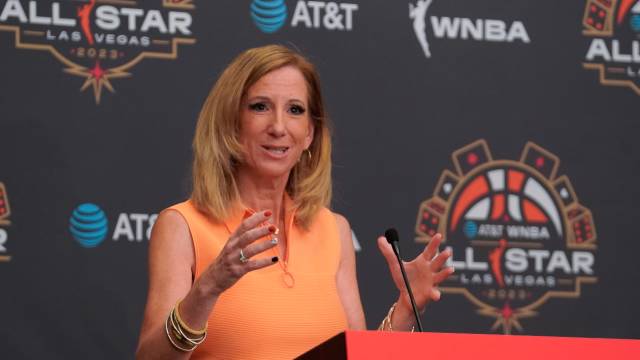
[377,236,398,270]
[430,287,441,301]
[236,223,277,249]
[242,237,278,258]
[421,233,442,261]
[430,247,452,271]
[433,267,455,284]
[230,210,272,246]
[244,256,279,272]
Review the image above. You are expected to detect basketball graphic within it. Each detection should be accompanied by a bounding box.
[416,140,597,334]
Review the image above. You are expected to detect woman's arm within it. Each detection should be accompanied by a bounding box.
[377,233,454,331]
[333,212,452,333]
[136,209,217,359]
[136,209,279,359]
[334,213,367,330]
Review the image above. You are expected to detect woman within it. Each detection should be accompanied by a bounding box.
[136,44,454,359]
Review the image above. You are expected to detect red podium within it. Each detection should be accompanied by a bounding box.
[297,331,640,359]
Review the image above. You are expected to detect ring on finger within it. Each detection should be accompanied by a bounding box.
[239,248,249,263]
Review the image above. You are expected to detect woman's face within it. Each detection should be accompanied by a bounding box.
[238,65,314,180]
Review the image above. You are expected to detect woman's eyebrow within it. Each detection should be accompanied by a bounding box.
[246,95,270,101]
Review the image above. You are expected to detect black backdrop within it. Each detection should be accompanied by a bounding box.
[1,0,639,358]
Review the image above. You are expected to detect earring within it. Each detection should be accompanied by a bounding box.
[305,149,312,162]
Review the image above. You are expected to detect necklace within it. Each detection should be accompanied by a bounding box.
[268,217,295,288]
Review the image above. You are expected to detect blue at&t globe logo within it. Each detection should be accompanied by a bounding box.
[250,0,288,34]
[631,14,640,32]
[463,220,478,239]
[69,203,108,248]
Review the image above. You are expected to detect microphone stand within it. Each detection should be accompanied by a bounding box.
[385,228,424,332]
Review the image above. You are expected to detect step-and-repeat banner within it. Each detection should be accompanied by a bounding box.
[1,0,639,358]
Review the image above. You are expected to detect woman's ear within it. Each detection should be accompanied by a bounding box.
[304,121,315,149]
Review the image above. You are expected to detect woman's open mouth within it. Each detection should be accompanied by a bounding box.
[262,145,290,156]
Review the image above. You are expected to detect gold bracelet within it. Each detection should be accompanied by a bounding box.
[378,302,396,331]
[378,302,415,332]
[174,300,208,336]
[165,311,196,352]
[164,301,208,352]
[170,307,207,346]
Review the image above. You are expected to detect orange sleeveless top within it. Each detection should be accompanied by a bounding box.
[169,198,348,359]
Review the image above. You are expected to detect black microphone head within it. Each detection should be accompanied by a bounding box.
[384,228,399,244]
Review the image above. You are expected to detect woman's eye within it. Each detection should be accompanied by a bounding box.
[249,102,268,112]
[290,105,306,115]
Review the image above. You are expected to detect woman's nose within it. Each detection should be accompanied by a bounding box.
[267,110,286,137]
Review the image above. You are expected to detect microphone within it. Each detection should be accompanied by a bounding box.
[384,228,424,332]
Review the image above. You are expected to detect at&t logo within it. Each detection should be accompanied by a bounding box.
[251,0,287,33]
[69,203,108,248]
[69,202,157,248]
[250,0,359,33]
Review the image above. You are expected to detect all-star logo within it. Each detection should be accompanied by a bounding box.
[582,0,640,95]
[0,182,11,262]
[415,140,597,334]
[0,0,196,103]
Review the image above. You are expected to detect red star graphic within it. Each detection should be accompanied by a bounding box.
[65,61,130,104]
[90,62,104,80]
[501,302,513,320]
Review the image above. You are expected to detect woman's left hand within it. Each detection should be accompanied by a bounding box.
[377,233,454,314]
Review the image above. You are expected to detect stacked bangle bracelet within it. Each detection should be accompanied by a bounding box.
[165,300,208,352]
[378,302,415,333]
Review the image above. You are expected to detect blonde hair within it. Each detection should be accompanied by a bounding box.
[191,45,332,229]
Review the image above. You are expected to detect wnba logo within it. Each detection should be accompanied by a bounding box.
[415,140,597,334]
[250,0,288,33]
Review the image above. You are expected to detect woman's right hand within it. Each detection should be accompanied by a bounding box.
[199,210,279,296]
